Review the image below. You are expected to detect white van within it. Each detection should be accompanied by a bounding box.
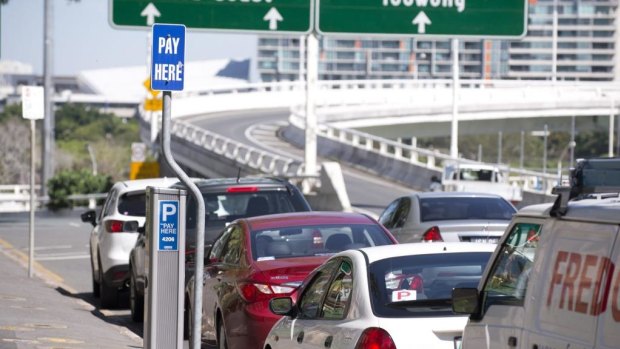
[452,158,620,349]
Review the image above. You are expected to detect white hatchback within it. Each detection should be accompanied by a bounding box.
[81,177,178,309]
[264,243,496,349]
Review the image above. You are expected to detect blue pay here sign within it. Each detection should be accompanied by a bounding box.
[158,200,179,251]
[151,24,185,91]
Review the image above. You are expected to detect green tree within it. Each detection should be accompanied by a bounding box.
[47,170,112,210]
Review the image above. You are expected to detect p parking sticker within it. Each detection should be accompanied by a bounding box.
[158,200,179,251]
[391,290,417,302]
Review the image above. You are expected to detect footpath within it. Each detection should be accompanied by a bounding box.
[0,236,143,349]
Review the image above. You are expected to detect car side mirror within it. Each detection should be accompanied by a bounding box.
[269,297,297,317]
[80,210,97,227]
[452,288,480,315]
[137,226,146,235]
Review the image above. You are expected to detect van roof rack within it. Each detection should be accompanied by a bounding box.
[550,157,620,217]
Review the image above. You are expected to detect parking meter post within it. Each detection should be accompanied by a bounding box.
[145,187,187,349]
[160,91,206,349]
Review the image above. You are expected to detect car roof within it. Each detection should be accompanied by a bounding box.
[173,177,290,192]
[358,242,497,264]
[516,196,620,224]
[115,177,180,192]
[411,192,506,199]
[245,211,375,231]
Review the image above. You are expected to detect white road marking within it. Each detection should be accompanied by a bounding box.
[35,254,90,261]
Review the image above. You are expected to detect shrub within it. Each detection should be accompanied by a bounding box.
[47,170,112,211]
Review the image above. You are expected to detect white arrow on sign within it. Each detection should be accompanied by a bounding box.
[141,3,161,26]
[263,7,283,30]
[412,11,431,34]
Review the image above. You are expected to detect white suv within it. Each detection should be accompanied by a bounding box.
[81,177,178,309]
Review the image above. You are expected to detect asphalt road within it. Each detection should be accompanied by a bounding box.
[186,108,413,216]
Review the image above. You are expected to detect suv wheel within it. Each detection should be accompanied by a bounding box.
[129,269,144,322]
[99,260,119,309]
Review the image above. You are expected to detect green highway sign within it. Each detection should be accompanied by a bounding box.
[316,0,527,38]
[110,0,313,34]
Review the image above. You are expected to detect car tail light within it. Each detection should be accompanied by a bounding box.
[237,282,295,303]
[422,226,443,242]
[105,220,125,233]
[355,327,396,349]
[227,186,258,193]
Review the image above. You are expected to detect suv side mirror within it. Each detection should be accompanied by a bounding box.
[452,288,480,315]
[80,210,97,227]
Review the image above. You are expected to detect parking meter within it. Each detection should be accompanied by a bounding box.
[144,187,186,349]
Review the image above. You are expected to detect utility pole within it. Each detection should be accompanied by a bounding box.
[42,0,54,196]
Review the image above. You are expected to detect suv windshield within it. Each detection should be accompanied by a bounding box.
[420,197,516,222]
[251,224,393,261]
[368,252,492,317]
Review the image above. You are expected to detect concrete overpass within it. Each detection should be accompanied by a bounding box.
[139,79,620,209]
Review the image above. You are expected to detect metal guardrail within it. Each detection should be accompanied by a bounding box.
[170,119,306,177]
[0,184,108,212]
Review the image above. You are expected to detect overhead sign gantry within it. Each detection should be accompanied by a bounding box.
[110,0,313,34]
[111,0,525,38]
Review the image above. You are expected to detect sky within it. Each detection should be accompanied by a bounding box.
[1,0,258,75]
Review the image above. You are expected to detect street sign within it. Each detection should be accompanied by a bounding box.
[151,23,185,91]
[316,0,527,38]
[144,98,163,111]
[110,0,313,34]
[143,78,161,98]
[21,86,44,120]
[158,200,179,251]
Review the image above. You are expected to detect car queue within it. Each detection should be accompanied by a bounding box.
[80,158,620,349]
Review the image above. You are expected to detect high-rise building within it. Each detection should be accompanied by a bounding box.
[256,0,619,82]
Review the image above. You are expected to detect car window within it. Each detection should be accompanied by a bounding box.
[378,199,399,228]
[482,222,542,306]
[221,225,243,265]
[368,252,492,317]
[419,197,516,222]
[101,188,117,219]
[117,192,146,217]
[321,260,354,320]
[209,226,233,261]
[250,223,394,261]
[392,198,411,228]
[299,259,340,319]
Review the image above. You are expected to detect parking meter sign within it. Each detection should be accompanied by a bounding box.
[151,24,185,91]
[158,200,179,251]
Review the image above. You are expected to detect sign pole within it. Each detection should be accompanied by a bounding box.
[21,85,44,278]
[450,38,460,159]
[28,118,36,278]
[304,33,318,190]
[148,23,205,349]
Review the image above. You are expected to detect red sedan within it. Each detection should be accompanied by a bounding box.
[185,211,398,349]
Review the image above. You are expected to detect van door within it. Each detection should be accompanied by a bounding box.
[463,219,544,349]
[596,224,620,349]
[523,220,618,349]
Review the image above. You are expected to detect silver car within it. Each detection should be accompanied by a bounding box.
[378,192,516,243]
